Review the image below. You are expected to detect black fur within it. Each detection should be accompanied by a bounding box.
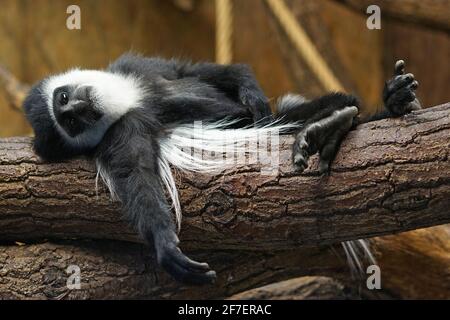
[277,92,360,124]
[23,54,421,284]
[95,110,217,284]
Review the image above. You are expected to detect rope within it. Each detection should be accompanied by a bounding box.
[265,0,345,92]
[0,65,29,112]
[215,0,233,64]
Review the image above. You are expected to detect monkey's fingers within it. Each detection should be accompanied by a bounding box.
[164,262,216,285]
[174,247,211,272]
[384,75,419,114]
[383,71,415,105]
[292,134,310,172]
[386,83,417,108]
[394,60,405,76]
[160,247,217,285]
[385,73,415,96]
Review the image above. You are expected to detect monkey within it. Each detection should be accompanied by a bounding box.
[22,54,420,284]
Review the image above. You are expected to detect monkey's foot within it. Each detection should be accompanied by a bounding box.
[293,106,359,173]
[383,60,421,116]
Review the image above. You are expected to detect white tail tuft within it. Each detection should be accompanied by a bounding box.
[158,118,301,230]
[276,94,308,114]
[342,239,376,277]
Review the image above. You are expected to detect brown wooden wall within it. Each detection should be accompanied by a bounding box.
[0,0,448,137]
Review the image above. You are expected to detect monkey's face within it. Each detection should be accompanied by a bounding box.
[28,69,145,150]
[52,84,103,138]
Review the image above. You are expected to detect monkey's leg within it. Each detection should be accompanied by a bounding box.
[293,106,359,172]
[276,92,360,125]
[180,63,272,122]
[157,96,255,125]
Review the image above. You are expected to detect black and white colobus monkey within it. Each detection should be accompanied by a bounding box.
[23,54,420,284]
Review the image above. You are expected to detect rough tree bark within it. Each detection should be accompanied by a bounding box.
[0,104,449,249]
[227,276,350,300]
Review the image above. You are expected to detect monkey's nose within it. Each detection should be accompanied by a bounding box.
[54,100,89,120]
[73,85,93,102]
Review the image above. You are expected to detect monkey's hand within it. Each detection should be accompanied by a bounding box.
[383,60,421,116]
[154,229,217,285]
[239,85,273,124]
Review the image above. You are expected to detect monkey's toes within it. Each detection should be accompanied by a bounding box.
[292,135,310,172]
[394,60,405,75]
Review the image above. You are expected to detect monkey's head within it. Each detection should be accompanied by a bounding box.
[23,69,145,161]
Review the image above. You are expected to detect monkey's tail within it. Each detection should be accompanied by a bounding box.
[342,240,377,279]
[158,118,302,231]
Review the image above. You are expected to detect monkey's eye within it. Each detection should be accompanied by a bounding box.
[67,117,76,128]
[59,92,69,105]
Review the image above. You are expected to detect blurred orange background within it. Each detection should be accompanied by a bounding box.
[0,0,448,137]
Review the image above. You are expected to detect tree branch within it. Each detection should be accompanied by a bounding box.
[227,276,351,300]
[0,104,449,249]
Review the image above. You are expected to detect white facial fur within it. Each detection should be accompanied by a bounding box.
[43,69,146,148]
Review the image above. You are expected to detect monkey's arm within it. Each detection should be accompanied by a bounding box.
[179,62,272,122]
[95,120,216,285]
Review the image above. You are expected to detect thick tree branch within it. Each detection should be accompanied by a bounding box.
[0,104,449,250]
